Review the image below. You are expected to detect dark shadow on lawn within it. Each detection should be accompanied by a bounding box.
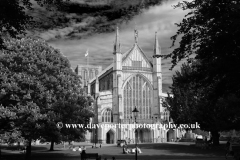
[1,143,225,160]
[1,151,80,160]
[125,143,225,157]
[99,155,221,160]
[1,145,78,160]
[1,145,48,151]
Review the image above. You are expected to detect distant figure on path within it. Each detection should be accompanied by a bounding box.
[72,146,77,151]
[137,147,142,153]
[225,139,234,159]
[81,149,87,160]
[79,146,82,152]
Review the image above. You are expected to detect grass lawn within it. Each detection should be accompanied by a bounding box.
[1,142,228,160]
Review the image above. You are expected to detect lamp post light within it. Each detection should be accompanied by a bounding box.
[132,106,139,160]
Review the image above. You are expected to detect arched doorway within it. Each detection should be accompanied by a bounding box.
[167,129,175,142]
[134,128,151,143]
[106,130,115,144]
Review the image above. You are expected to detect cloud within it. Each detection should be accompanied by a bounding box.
[48,0,189,85]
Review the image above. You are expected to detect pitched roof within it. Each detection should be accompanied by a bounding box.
[122,43,153,67]
[90,42,154,84]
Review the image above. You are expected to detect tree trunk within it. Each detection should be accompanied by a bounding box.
[49,139,54,151]
[211,130,220,146]
[25,139,32,160]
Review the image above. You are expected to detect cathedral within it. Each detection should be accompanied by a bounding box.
[75,27,182,144]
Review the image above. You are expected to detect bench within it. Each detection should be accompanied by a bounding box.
[81,153,101,160]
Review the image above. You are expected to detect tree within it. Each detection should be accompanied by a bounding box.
[164,61,240,145]
[0,0,69,49]
[158,0,240,145]
[166,0,240,98]
[57,96,94,145]
[40,94,94,151]
[0,37,93,159]
[164,63,199,125]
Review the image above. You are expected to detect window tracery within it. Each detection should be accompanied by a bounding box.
[163,111,169,121]
[102,108,113,122]
[123,75,152,119]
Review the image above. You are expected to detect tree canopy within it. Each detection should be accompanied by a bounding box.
[162,0,240,145]
[0,0,68,48]
[0,37,94,158]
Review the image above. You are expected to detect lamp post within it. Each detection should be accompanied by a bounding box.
[0,135,2,158]
[129,116,132,144]
[152,117,154,143]
[95,132,97,147]
[119,118,121,140]
[132,106,139,160]
[152,117,158,143]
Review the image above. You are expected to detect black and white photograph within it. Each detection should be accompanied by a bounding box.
[0,0,240,160]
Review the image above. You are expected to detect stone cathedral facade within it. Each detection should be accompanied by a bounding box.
[75,28,182,144]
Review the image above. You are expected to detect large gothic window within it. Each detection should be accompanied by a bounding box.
[123,75,152,119]
[84,69,88,80]
[163,111,169,121]
[99,73,113,91]
[82,70,85,80]
[102,108,113,123]
[90,70,94,80]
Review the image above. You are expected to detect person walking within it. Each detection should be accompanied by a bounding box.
[81,147,87,160]
[225,139,234,159]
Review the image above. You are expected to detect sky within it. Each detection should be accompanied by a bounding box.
[48,0,189,86]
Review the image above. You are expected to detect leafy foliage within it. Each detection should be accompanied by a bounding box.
[0,37,93,154]
[0,0,69,48]
[168,0,240,68]
[165,61,240,145]
[164,63,199,125]
[161,0,240,145]
[0,0,30,45]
